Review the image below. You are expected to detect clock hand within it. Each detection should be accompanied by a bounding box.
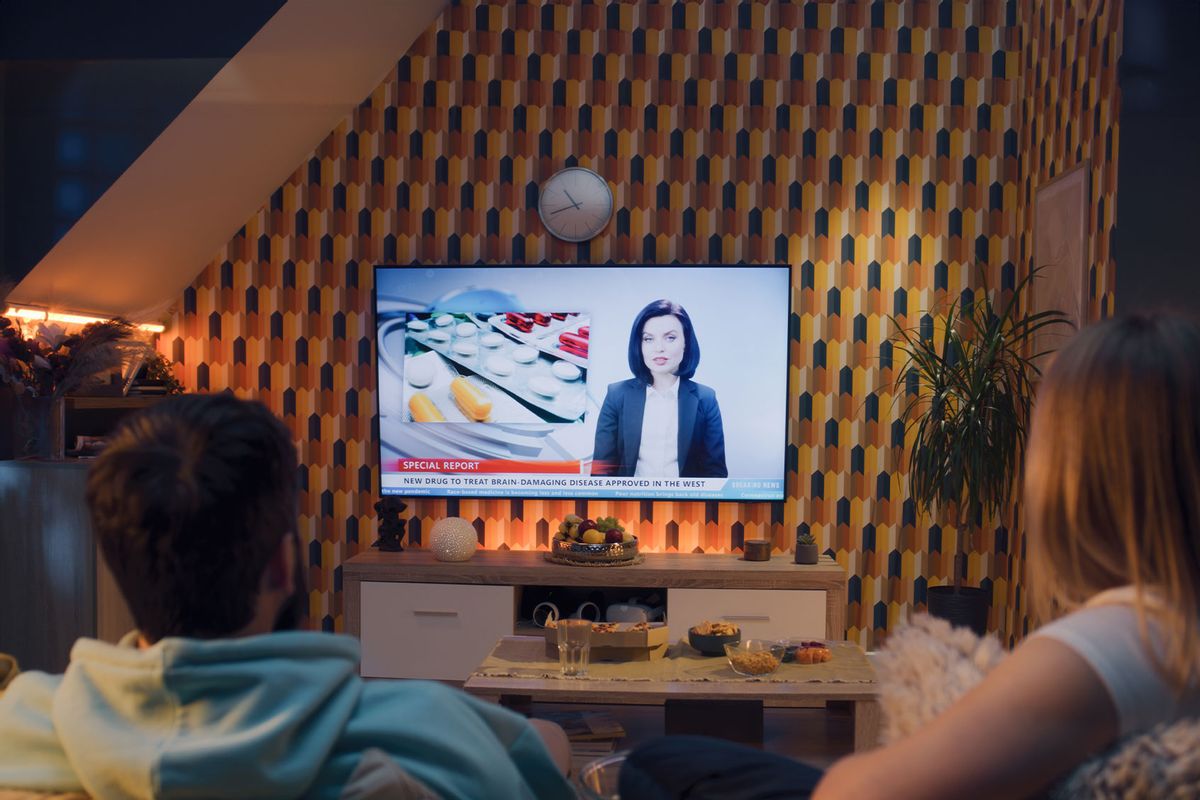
[562,190,582,210]
[550,205,576,215]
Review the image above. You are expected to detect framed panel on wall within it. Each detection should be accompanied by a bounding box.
[1032,161,1091,360]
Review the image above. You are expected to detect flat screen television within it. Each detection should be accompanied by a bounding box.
[375,264,790,501]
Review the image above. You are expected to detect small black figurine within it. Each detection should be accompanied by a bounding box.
[373,497,408,552]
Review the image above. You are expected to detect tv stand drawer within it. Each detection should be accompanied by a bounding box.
[344,550,847,680]
[668,588,826,641]
[359,582,515,680]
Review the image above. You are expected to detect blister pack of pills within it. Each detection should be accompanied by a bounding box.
[485,312,591,368]
[404,312,588,422]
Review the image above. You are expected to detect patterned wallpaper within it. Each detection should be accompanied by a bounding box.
[1005,0,1121,642]
[161,0,1119,649]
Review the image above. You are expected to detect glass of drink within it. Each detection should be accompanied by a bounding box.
[556,618,592,677]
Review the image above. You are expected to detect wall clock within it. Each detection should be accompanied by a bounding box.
[537,167,614,243]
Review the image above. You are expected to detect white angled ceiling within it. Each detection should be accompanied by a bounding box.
[10,0,447,322]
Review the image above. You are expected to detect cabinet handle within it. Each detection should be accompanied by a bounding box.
[721,614,771,621]
[412,609,460,617]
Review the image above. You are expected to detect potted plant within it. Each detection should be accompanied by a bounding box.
[890,268,1068,634]
[794,531,820,565]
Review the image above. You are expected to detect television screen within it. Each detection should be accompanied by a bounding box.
[375,265,790,501]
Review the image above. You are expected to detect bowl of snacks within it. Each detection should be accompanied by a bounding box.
[781,639,833,664]
[688,620,742,656]
[724,639,786,677]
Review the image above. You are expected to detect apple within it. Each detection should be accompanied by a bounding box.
[576,519,598,537]
[605,529,623,544]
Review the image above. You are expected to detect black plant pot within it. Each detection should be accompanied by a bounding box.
[794,543,819,564]
[927,586,989,636]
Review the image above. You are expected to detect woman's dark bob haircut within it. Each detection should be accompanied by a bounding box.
[627,299,701,383]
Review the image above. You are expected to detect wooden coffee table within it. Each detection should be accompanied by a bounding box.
[464,636,880,751]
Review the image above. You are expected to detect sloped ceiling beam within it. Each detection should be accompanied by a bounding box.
[10,0,447,321]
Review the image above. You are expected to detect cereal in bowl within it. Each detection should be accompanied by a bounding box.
[728,650,781,675]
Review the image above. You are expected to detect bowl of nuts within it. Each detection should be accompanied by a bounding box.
[724,639,786,677]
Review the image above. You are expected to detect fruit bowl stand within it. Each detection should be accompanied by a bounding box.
[547,535,639,564]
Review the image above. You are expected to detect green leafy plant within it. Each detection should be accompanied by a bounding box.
[796,532,817,547]
[138,351,185,395]
[891,268,1070,591]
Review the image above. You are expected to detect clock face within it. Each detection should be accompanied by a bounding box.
[537,167,614,243]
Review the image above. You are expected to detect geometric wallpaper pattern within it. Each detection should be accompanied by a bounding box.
[1006,0,1121,642]
[161,0,1120,649]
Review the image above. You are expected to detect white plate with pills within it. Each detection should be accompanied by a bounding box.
[404,312,589,421]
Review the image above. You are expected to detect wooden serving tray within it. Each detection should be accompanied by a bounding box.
[543,621,670,661]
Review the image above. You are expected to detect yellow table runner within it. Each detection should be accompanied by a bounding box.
[473,638,876,685]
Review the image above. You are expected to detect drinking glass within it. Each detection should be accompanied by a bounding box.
[556,618,592,676]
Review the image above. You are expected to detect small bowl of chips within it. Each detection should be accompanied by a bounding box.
[688,620,742,656]
[724,639,785,676]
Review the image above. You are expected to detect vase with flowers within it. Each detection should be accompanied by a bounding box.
[0,311,134,459]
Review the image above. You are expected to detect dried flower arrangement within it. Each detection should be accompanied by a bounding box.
[0,313,134,399]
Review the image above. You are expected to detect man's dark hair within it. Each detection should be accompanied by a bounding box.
[626,299,701,383]
[87,393,300,641]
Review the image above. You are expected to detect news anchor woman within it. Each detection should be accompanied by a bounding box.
[592,300,728,478]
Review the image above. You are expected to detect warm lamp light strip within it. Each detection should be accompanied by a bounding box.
[4,306,165,334]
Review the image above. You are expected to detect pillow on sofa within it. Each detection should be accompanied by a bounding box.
[875,614,1200,799]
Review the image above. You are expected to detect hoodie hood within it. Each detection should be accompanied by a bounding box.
[53,631,362,799]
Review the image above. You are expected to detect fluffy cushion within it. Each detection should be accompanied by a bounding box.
[876,614,1200,799]
[874,614,1006,742]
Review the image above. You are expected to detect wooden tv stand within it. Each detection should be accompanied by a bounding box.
[344,549,847,681]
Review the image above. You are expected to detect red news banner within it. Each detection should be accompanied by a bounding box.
[389,459,580,474]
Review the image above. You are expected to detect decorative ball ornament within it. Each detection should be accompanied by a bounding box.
[429,517,479,562]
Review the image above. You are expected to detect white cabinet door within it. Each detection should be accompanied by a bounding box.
[359,582,514,680]
[668,588,826,642]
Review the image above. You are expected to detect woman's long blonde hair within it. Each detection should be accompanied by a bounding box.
[1026,313,1200,691]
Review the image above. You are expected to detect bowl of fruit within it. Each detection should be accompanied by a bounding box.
[781,639,833,664]
[550,515,638,564]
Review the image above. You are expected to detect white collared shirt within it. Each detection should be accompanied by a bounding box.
[635,380,679,477]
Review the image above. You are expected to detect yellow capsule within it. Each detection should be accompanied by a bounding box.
[408,392,445,422]
[450,377,492,421]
